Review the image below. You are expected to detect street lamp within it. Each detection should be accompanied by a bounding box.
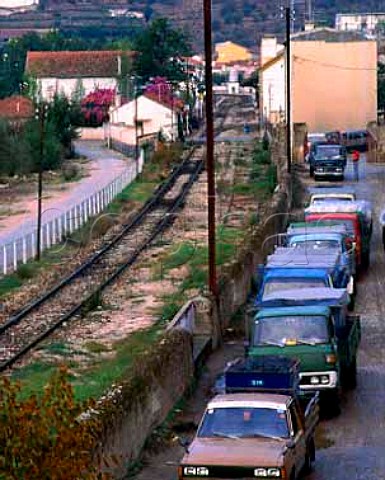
[35,101,49,261]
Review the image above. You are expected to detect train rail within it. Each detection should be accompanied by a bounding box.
[0,147,204,372]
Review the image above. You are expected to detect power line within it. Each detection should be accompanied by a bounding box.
[293,55,379,71]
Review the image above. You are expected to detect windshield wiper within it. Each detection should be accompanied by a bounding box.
[258,340,285,348]
[212,431,240,440]
[294,338,323,346]
[248,432,284,441]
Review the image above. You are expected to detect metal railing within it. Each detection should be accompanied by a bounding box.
[0,156,144,277]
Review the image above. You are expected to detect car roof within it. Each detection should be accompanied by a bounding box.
[208,393,291,410]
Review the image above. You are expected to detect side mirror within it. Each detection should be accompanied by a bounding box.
[286,439,296,450]
[243,339,250,356]
[176,436,191,453]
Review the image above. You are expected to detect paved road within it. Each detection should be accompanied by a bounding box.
[0,141,133,272]
[133,156,385,480]
[0,141,131,245]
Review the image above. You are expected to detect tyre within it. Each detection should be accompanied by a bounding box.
[361,250,370,269]
[346,358,357,390]
[348,295,355,311]
[303,438,315,474]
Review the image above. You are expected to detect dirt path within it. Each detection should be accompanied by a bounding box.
[132,158,385,480]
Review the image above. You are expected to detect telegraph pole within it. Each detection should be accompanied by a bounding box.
[203,0,217,297]
[134,81,139,175]
[35,102,48,261]
[286,5,292,174]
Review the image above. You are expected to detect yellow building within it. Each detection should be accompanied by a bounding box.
[215,41,252,64]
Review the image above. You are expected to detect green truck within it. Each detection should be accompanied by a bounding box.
[247,288,361,413]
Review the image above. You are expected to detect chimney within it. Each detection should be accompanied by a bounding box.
[260,37,278,67]
[304,22,315,31]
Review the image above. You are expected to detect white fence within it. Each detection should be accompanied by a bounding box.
[0,155,144,277]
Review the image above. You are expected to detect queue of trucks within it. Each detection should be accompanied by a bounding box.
[178,185,371,480]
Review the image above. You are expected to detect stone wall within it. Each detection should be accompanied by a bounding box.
[96,330,194,478]
[92,128,292,478]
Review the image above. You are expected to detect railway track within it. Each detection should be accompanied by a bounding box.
[0,147,204,372]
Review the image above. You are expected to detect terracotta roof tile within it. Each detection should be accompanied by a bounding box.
[0,96,34,120]
[25,50,135,78]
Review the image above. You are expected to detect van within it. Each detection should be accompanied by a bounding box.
[341,130,368,153]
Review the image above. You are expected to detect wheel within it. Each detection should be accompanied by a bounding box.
[361,250,370,269]
[348,294,355,311]
[303,438,315,474]
[346,358,357,390]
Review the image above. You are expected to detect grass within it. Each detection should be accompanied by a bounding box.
[12,324,164,403]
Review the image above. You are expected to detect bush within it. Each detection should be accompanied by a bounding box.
[62,163,80,182]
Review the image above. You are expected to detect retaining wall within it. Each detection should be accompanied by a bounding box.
[94,128,292,478]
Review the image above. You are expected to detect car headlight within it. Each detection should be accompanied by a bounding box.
[320,375,329,384]
[310,376,320,384]
[254,467,281,477]
[183,466,209,476]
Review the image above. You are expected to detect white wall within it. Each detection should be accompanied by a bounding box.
[110,95,179,141]
[38,77,118,100]
[261,56,285,124]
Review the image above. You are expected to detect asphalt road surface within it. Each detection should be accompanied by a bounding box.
[133,156,385,480]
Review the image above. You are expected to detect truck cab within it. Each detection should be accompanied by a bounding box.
[263,247,352,296]
[305,201,372,269]
[308,143,347,179]
[248,288,360,411]
[178,356,319,480]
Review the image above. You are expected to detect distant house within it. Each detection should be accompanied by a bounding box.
[109,94,182,143]
[259,28,377,132]
[215,41,253,65]
[25,50,135,101]
[335,13,385,37]
[0,95,34,127]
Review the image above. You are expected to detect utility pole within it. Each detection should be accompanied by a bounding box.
[203,0,217,297]
[134,81,139,175]
[35,102,48,261]
[285,5,292,174]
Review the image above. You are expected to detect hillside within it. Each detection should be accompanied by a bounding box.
[3,0,385,51]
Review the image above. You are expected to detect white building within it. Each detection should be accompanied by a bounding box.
[0,0,38,6]
[25,50,134,101]
[109,94,180,143]
[335,13,385,37]
[259,37,285,125]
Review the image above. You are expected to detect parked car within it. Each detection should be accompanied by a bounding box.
[305,200,372,270]
[308,186,356,205]
[178,356,319,480]
[340,130,369,153]
[305,133,327,162]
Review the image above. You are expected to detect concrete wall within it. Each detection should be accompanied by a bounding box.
[93,128,293,478]
[78,127,105,140]
[97,330,194,478]
[292,39,377,131]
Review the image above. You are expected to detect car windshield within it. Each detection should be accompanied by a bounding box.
[198,407,289,439]
[253,315,329,346]
[263,279,327,296]
[315,146,344,158]
[289,239,341,252]
[307,219,355,236]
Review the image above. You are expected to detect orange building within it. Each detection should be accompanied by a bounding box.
[215,41,253,64]
[260,28,377,131]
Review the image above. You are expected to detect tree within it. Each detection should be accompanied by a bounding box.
[134,18,191,81]
[0,367,107,479]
